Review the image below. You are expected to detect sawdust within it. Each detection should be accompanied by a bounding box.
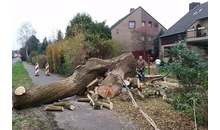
[112,95,208,130]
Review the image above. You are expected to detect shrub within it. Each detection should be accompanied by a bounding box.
[38,55,47,68]
[161,38,208,126]
[27,51,38,63]
[31,57,36,65]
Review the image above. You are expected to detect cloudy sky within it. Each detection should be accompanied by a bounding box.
[12,0,208,50]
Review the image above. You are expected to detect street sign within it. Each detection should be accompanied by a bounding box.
[17,53,22,57]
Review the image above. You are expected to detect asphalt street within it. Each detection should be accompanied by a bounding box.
[22,62,62,86]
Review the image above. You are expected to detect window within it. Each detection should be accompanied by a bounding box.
[129,21,135,29]
[154,23,158,28]
[141,36,145,41]
[148,36,152,41]
[164,46,171,57]
[148,49,152,55]
[142,21,145,26]
[148,21,152,27]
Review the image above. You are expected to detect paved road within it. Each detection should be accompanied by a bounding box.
[22,62,139,130]
[22,62,62,86]
[12,57,21,66]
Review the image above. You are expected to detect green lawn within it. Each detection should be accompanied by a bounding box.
[12,61,34,89]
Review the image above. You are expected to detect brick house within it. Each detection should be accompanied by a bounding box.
[160,2,208,62]
[110,6,166,61]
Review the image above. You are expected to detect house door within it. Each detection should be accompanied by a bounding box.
[196,24,201,37]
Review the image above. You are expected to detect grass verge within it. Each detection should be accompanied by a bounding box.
[12,61,58,130]
[12,61,34,89]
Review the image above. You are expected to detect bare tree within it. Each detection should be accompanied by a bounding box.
[17,22,37,58]
[131,26,155,59]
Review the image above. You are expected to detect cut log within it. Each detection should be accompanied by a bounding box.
[151,70,170,83]
[12,52,135,109]
[87,94,103,110]
[86,78,98,88]
[100,72,124,97]
[163,95,173,104]
[123,80,130,86]
[15,86,26,96]
[97,85,115,98]
[97,101,113,110]
[93,104,103,110]
[44,105,64,111]
[137,90,145,99]
[130,78,137,88]
[53,100,74,110]
[88,90,99,100]
[77,98,91,102]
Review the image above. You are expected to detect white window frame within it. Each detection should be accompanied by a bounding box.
[129,21,135,29]
[142,21,145,26]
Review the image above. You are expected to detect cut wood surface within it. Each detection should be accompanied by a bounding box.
[97,85,115,98]
[44,105,64,111]
[15,86,26,96]
[12,52,135,109]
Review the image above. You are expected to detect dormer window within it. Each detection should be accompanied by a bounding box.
[193,8,203,15]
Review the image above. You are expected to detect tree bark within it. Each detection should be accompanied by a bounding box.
[53,100,75,110]
[44,105,64,111]
[12,52,135,109]
[77,98,91,102]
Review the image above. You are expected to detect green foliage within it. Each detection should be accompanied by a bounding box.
[38,55,47,68]
[27,51,38,63]
[46,34,87,76]
[56,30,64,42]
[87,21,112,40]
[65,13,93,38]
[38,37,48,54]
[160,37,208,126]
[153,29,164,56]
[26,35,40,55]
[85,34,122,58]
[19,47,27,61]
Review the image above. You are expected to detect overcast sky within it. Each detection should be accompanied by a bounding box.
[12,0,208,50]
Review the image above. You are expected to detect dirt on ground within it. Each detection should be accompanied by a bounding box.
[12,105,62,130]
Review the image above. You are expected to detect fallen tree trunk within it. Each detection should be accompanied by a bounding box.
[12,52,135,109]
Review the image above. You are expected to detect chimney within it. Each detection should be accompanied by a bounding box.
[130,8,135,12]
[189,2,200,11]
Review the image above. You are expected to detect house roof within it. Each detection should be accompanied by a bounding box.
[160,2,208,38]
[110,6,167,30]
